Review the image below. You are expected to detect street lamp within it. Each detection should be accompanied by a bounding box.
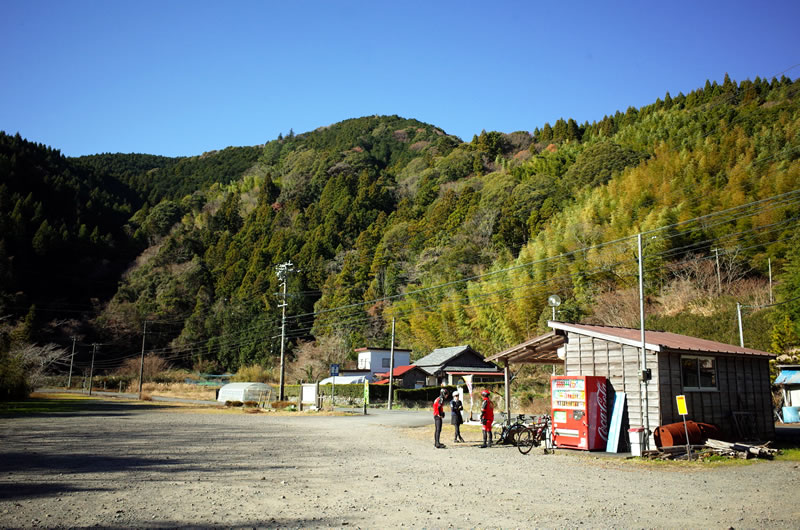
[547,294,561,321]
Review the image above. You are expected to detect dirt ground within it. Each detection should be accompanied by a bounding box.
[1,396,799,529]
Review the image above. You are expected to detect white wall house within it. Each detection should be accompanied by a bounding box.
[356,347,411,381]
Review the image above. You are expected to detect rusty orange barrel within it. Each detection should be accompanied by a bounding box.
[654,421,719,447]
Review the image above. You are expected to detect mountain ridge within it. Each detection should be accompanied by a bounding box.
[2,76,799,376]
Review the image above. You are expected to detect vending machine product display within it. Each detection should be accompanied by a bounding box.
[551,375,610,450]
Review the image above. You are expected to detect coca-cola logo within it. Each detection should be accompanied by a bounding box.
[596,381,609,441]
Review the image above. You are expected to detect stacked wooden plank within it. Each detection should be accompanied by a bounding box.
[704,438,778,459]
[641,439,778,460]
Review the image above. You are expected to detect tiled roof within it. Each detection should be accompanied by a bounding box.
[413,345,472,367]
[444,365,502,373]
[549,322,774,358]
[374,365,421,378]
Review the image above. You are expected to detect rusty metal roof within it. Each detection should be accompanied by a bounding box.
[486,331,565,364]
[549,322,775,358]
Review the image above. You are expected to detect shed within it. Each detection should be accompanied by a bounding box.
[488,322,776,447]
[216,382,272,404]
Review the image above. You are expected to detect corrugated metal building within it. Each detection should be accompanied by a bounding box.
[488,321,776,447]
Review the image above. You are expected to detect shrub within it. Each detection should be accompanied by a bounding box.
[243,401,258,408]
[395,385,458,403]
[0,351,28,400]
[225,400,243,407]
[94,375,135,390]
[232,364,273,383]
[193,358,222,374]
[113,354,171,382]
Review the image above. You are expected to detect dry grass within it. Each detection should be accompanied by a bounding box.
[129,382,218,401]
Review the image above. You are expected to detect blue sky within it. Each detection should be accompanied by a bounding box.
[2,1,799,157]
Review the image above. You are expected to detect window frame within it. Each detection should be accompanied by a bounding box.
[680,355,718,391]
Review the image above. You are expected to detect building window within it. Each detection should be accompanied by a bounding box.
[382,358,390,368]
[681,356,717,390]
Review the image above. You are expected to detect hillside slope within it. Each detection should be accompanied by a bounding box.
[3,76,799,375]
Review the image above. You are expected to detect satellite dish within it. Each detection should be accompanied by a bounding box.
[547,294,562,307]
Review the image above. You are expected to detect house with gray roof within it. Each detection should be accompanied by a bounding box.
[413,345,503,386]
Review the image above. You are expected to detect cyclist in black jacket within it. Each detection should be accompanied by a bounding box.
[450,390,465,443]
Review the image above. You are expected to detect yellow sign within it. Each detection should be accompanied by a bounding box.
[676,395,688,416]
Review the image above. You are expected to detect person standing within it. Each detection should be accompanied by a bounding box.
[433,388,448,448]
[450,390,465,443]
[479,389,494,448]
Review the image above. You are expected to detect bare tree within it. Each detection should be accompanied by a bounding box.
[10,343,70,389]
[288,331,352,384]
[113,353,170,381]
[590,288,642,327]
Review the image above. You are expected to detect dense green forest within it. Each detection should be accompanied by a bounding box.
[2,75,800,387]
[0,133,140,323]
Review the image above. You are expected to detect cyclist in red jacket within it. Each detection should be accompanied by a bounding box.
[480,389,494,448]
[433,388,448,448]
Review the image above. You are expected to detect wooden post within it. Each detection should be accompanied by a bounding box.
[88,344,96,396]
[138,321,147,399]
[504,360,511,420]
[387,318,396,410]
[67,336,76,389]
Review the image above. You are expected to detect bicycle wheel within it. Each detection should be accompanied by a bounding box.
[517,428,534,454]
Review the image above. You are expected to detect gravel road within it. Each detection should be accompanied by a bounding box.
[1,397,798,528]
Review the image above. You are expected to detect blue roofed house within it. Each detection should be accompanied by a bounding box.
[413,345,504,387]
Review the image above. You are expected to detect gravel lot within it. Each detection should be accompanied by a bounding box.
[1,396,798,528]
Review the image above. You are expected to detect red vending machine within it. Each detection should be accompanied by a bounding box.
[551,375,609,450]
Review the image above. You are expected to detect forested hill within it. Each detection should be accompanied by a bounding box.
[0,134,266,342]
[3,76,800,378]
[74,146,262,205]
[0,132,141,326]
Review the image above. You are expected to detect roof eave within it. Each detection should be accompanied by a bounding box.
[548,321,663,352]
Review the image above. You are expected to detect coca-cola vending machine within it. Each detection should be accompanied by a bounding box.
[551,375,609,450]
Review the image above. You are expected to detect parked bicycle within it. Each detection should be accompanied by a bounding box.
[495,414,531,446]
[517,414,553,455]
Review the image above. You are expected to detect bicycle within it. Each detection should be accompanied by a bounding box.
[495,414,531,446]
[517,414,553,455]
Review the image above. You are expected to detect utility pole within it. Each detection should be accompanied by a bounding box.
[67,336,76,388]
[88,344,97,396]
[276,261,295,402]
[387,317,396,410]
[138,321,148,399]
[637,234,650,450]
[768,258,774,304]
[737,302,745,347]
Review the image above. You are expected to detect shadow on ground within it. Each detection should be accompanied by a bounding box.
[0,397,173,419]
[0,482,112,501]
